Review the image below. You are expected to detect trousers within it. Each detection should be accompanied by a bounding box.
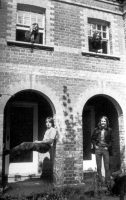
[9,142,51,156]
[95,146,110,183]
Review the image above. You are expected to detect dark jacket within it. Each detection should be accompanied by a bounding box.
[91,127,113,156]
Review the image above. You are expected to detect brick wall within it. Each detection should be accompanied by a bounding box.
[123,2,126,49]
[0,0,126,186]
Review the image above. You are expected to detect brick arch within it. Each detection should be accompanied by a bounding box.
[2,81,64,142]
[74,87,125,116]
[1,81,65,186]
[74,86,126,168]
[73,86,126,137]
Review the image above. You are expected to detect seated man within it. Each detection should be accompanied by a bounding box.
[4,117,57,156]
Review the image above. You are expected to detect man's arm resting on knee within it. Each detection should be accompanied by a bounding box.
[34,127,57,145]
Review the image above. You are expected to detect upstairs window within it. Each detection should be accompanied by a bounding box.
[88,19,110,54]
[16,4,45,44]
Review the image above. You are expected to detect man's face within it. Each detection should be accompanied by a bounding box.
[100,118,107,127]
[46,120,52,129]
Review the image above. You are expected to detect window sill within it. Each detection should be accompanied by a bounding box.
[81,51,120,60]
[7,40,54,51]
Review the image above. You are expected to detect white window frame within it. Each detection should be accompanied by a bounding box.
[16,10,45,44]
[88,22,110,54]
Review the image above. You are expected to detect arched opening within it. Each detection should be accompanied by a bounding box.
[3,89,55,182]
[83,94,123,174]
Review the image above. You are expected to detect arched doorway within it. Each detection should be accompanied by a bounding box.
[83,94,123,174]
[3,89,55,182]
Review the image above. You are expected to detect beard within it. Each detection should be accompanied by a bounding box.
[100,124,107,129]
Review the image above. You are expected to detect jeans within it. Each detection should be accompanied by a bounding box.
[10,142,51,156]
[95,146,110,184]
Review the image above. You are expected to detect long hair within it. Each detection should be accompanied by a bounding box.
[98,116,109,129]
[45,117,54,127]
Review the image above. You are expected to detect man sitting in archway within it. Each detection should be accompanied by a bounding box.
[4,117,57,156]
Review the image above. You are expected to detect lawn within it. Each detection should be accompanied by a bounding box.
[0,175,125,199]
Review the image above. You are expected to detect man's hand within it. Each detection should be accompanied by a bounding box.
[104,147,108,150]
[42,139,53,144]
[34,140,44,144]
[34,139,54,144]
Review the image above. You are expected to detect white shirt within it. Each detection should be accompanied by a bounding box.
[100,129,106,146]
[101,129,105,142]
[43,127,57,142]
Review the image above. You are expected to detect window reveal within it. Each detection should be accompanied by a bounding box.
[16,10,45,44]
[88,22,109,54]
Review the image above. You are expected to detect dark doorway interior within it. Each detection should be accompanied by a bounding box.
[3,90,54,178]
[4,90,53,144]
[10,106,33,163]
[83,95,121,172]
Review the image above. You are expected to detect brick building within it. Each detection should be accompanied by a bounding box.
[0,0,126,186]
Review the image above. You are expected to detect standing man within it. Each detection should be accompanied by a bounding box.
[91,116,113,189]
[4,117,57,156]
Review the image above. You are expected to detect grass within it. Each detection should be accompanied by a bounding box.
[0,174,125,200]
[0,180,88,200]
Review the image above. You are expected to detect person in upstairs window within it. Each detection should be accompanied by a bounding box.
[4,117,57,156]
[91,116,113,190]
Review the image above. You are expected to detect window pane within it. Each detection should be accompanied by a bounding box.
[97,25,101,30]
[16,29,26,41]
[31,13,37,25]
[102,41,107,54]
[92,24,96,30]
[16,29,43,44]
[89,37,95,52]
[16,10,45,44]
[103,26,107,31]
[89,36,107,53]
[88,20,108,54]
[24,13,30,26]
[17,12,23,24]
[103,32,106,38]
[37,16,44,28]
[35,33,43,44]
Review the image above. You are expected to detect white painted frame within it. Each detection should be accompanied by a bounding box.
[5,102,38,179]
[88,22,110,54]
[83,106,97,171]
[16,11,45,45]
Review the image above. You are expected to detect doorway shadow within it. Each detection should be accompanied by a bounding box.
[39,141,56,183]
[40,157,53,182]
